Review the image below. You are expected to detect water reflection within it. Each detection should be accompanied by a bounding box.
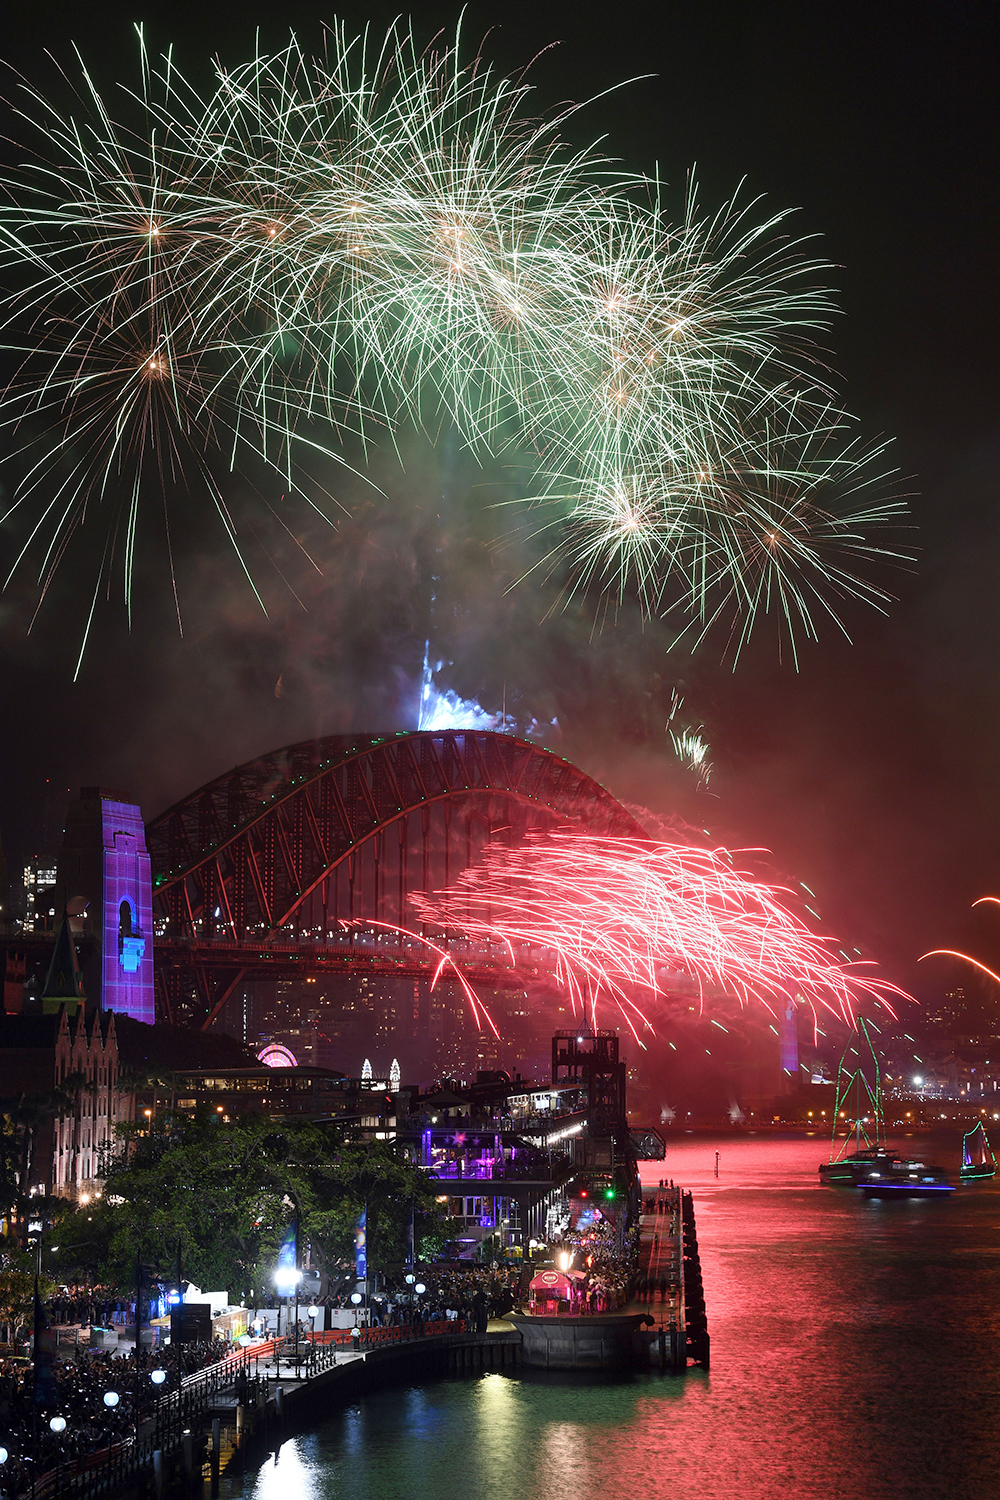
[227,1133,1000,1500]
[248,1433,318,1500]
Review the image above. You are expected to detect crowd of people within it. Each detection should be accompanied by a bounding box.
[312,1265,521,1332]
[541,1217,641,1313]
[389,1266,520,1323]
[0,1336,231,1498]
[0,1210,642,1495]
[47,1287,151,1330]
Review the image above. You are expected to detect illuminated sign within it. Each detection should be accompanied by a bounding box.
[257,1044,298,1069]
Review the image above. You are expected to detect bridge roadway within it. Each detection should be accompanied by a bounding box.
[152,934,536,989]
[152,933,704,1028]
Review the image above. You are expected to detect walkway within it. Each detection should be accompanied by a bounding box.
[629,1183,685,1332]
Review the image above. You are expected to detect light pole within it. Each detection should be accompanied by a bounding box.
[273,1204,302,1373]
[48,1416,67,1495]
[99,1391,119,1478]
[294,1201,301,1368]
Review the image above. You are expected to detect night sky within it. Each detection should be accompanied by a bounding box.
[1,0,998,1009]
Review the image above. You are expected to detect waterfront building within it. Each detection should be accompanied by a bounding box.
[394,1033,663,1254]
[162,1064,413,1137]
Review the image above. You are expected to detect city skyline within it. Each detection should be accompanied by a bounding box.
[1,2,998,1009]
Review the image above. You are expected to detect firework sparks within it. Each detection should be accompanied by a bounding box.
[666,691,712,788]
[410,830,905,1037]
[919,896,1000,990]
[0,20,908,659]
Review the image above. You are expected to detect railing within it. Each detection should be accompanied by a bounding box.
[426,1159,552,1182]
[265,1321,470,1376]
[30,1323,476,1500]
[29,1350,270,1500]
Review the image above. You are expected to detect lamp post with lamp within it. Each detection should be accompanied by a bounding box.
[272,1262,302,1370]
[273,1199,302,1372]
[48,1415,67,1494]
[98,1392,120,1484]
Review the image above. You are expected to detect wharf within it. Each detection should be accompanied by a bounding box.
[35,1323,522,1499]
[34,1196,708,1494]
[629,1183,708,1367]
[508,1184,706,1372]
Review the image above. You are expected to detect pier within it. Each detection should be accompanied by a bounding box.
[633,1183,708,1369]
[25,1188,709,1498]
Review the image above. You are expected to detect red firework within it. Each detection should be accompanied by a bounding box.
[409,831,905,1039]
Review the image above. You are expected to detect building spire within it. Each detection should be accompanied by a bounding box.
[41,912,86,1015]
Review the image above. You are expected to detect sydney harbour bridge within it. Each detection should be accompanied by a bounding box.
[147,729,645,1031]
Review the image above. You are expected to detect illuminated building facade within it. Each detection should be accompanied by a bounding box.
[0,1006,131,1199]
[57,788,155,1025]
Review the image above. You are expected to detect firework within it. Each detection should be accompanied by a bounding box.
[919,896,1000,990]
[410,830,905,1039]
[0,20,907,659]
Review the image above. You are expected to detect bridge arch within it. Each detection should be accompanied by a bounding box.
[147,729,645,1027]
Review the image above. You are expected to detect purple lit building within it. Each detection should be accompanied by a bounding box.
[57,788,155,1026]
[779,998,800,1083]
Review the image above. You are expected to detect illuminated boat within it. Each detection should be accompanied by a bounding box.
[858,1159,955,1198]
[819,1147,903,1185]
[820,1020,901,1186]
[960,1121,996,1180]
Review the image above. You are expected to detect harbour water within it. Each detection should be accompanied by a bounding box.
[223,1132,1000,1500]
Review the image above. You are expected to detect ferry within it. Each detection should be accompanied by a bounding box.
[818,1021,954,1196]
[858,1159,954,1198]
[819,1147,904,1185]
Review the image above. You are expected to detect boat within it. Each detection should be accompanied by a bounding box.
[858,1159,955,1198]
[819,1147,904,1185]
[820,1019,898,1187]
[820,1024,955,1197]
[961,1121,997,1180]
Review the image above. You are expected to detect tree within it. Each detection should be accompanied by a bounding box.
[53,1110,449,1297]
[0,1076,85,1237]
[294,1138,448,1272]
[0,1245,54,1345]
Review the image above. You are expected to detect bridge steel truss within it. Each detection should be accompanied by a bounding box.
[147,729,644,1029]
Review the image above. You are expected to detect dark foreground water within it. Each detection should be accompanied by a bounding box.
[223,1132,1000,1500]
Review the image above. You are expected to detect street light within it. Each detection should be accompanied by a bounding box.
[103,1391,120,1408]
[150,1370,167,1386]
[273,1265,302,1367]
[48,1417,67,1434]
